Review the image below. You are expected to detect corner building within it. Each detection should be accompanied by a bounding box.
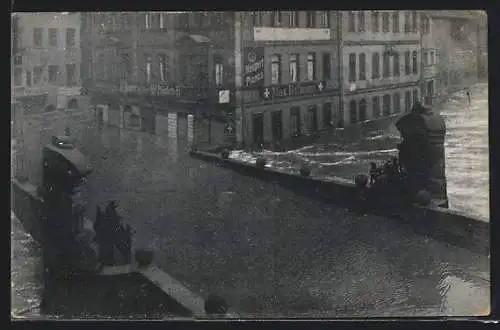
[236,11,341,149]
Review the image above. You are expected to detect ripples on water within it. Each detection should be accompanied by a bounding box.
[235,84,489,220]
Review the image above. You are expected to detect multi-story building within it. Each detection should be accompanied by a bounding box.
[341,11,423,126]
[11,12,88,116]
[81,11,485,150]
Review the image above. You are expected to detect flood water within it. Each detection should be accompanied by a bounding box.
[249,83,489,220]
[11,84,490,319]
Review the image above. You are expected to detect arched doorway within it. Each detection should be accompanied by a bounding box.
[45,104,56,113]
[68,98,79,110]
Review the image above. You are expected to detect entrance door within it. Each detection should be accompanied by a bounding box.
[308,106,318,133]
[271,110,282,142]
[323,103,332,128]
[252,113,264,147]
[359,99,367,122]
[349,100,357,124]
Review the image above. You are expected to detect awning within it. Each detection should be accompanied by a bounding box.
[44,143,94,176]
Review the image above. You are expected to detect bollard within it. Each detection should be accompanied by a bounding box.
[135,249,154,268]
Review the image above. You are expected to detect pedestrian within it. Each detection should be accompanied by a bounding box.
[466,88,471,106]
[369,162,378,186]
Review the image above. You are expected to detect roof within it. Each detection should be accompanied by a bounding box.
[44,143,94,176]
[428,10,484,21]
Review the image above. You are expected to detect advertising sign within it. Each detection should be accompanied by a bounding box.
[243,47,265,88]
[260,81,327,101]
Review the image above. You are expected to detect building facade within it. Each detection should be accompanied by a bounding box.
[341,10,423,126]
[80,11,485,150]
[11,12,88,115]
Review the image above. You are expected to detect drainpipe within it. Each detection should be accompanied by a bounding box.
[337,11,344,128]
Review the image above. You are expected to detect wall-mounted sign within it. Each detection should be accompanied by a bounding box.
[120,83,179,97]
[260,81,327,101]
[218,90,230,104]
[243,47,265,88]
[253,28,331,42]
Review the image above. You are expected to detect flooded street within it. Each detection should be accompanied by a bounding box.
[251,83,489,220]
[11,85,490,318]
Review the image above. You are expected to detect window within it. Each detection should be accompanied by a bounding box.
[372,53,380,79]
[382,12,390,32]
[66,28,76,48]
[412,11,418,33]
[48,28,58,47]
[307,53,316,81]
[423,51,428,65]
[145,55,152,83]
[349,100,357,124]
[359,99,367,121]
[290,54,299,82]
[348,12,356,32]
[160,13,165,29]
[159,54,168,82]
[66,64,76,86]
[372,96,380,118]
[33,28,43,47]
[430,50,435,65]
[427,80,434,97]
[393,93,401,113]
[393,53,400,76]
[14,68,22,86]
[291,107,301,136]
[323,53,331,80]
[383,94,391,116]
[372,11,379,33]
[215,62,224,86]
[289,11,299,27]
[413,88,419,104]
[272,111,283,141]
[358,11,365,32]
[404,51,410,75]
[359,53,366,80]
[34,67,43,84]
[145,13,151,29]
[320,11,329,28]
[306,11,316,28]
[271,11,281,27]
[271,54,281,84]
[412,51,418,74]
[253,12,262,26]
[14,55,22,66]
[423,16,430,34]
[323,103,332,127]
[348,53,356,83]
[121,53,132,80]
[405,90,412,111]
[308,106,318,132]
[383,52,390,78]
[404,12,411,33]
[48,65,59,82]
[26,71,32,87]
[392,11,399,32]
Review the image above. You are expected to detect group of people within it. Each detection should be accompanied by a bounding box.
[369,157,404,187]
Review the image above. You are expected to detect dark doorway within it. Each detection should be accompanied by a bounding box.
[308,106,318,133]
[383,94,391,116]
[252,113,264,147]
[271,110,282,142]
[323,103,332,128]
[349,100,357,124]
[290,107,301,137]
[338,105,344,128]
[45,104,56,113]
[359,99,367,122]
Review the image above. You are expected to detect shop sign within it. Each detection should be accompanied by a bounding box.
[260,81,327,101]
[243,47,265,88]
